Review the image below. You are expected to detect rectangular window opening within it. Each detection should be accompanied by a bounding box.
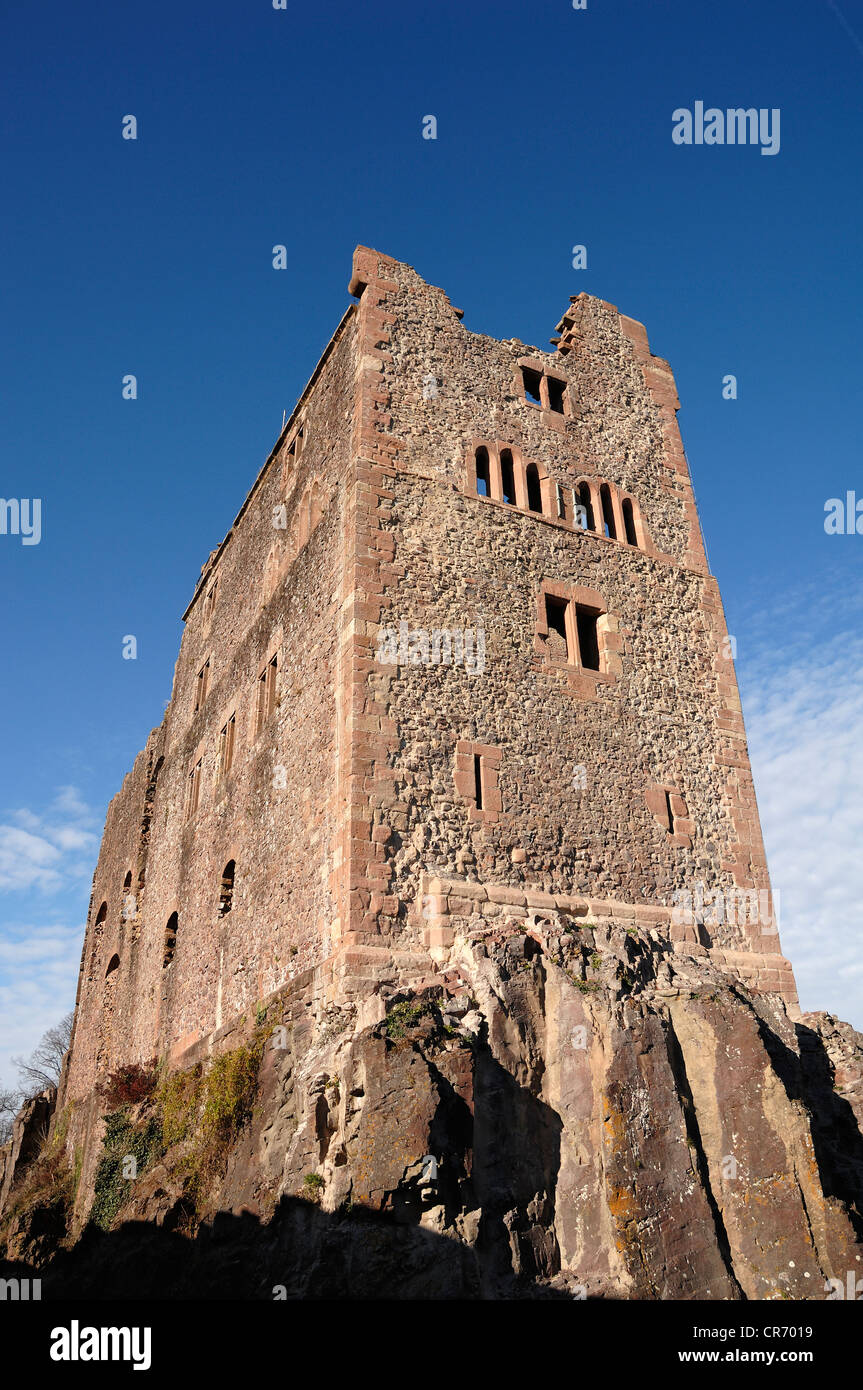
[473,753,483,811]
[576,607,601,671]
[547,376,567,414]
[522,367,543,405]
[664,789,674,833]
[545,595,571,661]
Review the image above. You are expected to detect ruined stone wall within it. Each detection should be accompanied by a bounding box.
[343,249,786,985]
[63,245,793,1123]
[64,310,359,1105]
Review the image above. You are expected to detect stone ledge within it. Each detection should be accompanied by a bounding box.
[417,874,798,1005]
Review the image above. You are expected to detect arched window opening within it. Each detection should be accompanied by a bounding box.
[121,870,136,922]
[622,497,638,547]
[88,901,108,980]
[219,861,236,917]
[600,483,617,540]
[163,912,178,968]
[526,463,543,514]
[105,953,120,978]
[475,446,490,497]
[500,450,516,505]
[576,482,595,531]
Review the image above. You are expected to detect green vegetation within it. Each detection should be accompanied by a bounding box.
[302,1172,324,1202]
[90,1108,163,1231]
[156,1064,203,1148]
[382,1000,434,1040]
[566,970,599,994]
[201,1037,264,1141]
[87,1033,266,1231]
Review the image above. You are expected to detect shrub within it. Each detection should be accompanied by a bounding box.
[157,1064,203,1149]
[201,1038,264,1141]
[97,1060,157,1110]
[90,1108,162,1231]
[383,1000,434,1041]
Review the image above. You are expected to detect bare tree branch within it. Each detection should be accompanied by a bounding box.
[0,1086,23,1145]
[11,1012,73,1098]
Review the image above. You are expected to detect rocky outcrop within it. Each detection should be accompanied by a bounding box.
[2,922,862,1300]
[0,1088,56,1213]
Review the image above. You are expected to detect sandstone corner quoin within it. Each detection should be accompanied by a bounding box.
[3,247,863,1299]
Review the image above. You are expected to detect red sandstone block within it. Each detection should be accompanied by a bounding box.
[424,927,454,949]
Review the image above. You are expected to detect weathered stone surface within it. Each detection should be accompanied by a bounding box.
[4,925,862,1299]
[5,247,856,1301]
[0,1088,55,1213]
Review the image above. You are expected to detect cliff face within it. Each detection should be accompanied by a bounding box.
[3,918,862,1300]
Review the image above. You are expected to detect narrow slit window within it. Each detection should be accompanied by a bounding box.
[187,759,202,819]
[545,595,571,661]
[547,376,567,414]
[163,913,178,968]
[219,860,235,917]
[576,482,595,531]
[473,754,483,810]
[204,578,218,622]
[194,658,210,713]
[257,655,278,733]
[219,713,236,776]
[475,446,490,497]
[664,789,675,833]
[526,463,543,514]
[600,484,617,540]
[500,449,516,504]
[266,655,278,719]
[622,497,638,547]
[576,607,601,671]
[522,367,543,405]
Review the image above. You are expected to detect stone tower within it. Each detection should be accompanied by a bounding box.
[63,245,796,1113]
[14,250,863,1301]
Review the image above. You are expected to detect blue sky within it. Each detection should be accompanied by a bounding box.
[1,0,862,1083]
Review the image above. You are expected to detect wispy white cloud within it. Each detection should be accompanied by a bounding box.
[0,921,84,1090]
[738,583,863,1029]
[0,785,100,893]
[0,786,96,1086]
